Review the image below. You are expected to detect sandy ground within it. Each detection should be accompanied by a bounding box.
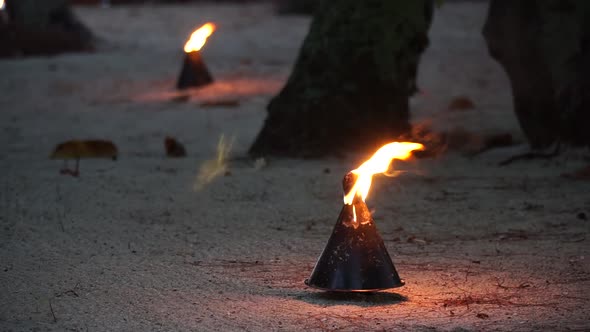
[1,2,589,331]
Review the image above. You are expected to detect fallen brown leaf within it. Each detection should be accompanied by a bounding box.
[447,95,475,111]
[50,139,118,160]
[165,136,187,158]
[562,165,590,180]
[200,99,240,108]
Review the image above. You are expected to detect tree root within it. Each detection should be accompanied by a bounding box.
[498,142,561,166]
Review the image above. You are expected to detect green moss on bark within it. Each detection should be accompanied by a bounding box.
[250,0,433,157]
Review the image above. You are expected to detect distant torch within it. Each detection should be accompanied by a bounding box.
[0,0,7,23]
[177,22,215,90]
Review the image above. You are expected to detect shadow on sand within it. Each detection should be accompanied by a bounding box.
[295,291,408,307]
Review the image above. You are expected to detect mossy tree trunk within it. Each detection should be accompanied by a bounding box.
[275,0,319,15]
[250,0,434,157]
[1,0,94,57]
[7,0,67,26]
[483,0,590,148]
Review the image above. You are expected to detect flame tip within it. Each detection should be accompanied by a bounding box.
[183,22,216,53]
[343,141,424,207]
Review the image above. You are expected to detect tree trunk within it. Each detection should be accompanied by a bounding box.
[250,0,434,158]
[483,0,590,148]
[275,0,319,15]
[0,0,94,57]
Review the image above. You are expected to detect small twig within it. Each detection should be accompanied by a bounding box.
[49,299,57,323]
[561,236,586,243]
[561,295,590,302]
[498,141,561,166]
[496,281,531,290]
[441,293,555,308]
[55,281,81,298]
[55,184,65,233]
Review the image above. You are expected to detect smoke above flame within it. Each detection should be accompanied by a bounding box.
[184,22,216,53]
[343,142,424,205]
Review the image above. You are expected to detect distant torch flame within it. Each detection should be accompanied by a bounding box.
[0,0,5,10]
[184,22,216,53]
[343,142,424,206]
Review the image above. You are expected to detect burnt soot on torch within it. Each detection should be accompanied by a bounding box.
[305,172,405,292]
[305,141,425,292]
[177,22,215,90]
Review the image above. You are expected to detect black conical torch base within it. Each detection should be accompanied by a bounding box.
[305,174,404,292]
[176,51,213,90]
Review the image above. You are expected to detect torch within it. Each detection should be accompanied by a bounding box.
[0,0,7,24]
[177,22,216,90]
[305,142,424,292]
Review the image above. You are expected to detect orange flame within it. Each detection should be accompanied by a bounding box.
[184,22,216,53]
[343,142,424,206]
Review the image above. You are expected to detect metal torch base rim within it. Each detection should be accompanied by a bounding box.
[304,279,405,293]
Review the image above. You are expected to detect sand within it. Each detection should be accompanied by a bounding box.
[1,2,589,331]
